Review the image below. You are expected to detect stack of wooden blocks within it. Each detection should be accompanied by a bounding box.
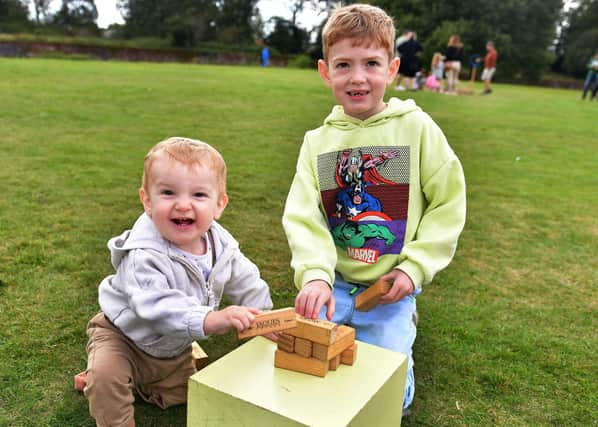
[275,317,357,377]
[237,307,358,377]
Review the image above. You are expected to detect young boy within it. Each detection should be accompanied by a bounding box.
[83,137,273,426]
[282,4,466,412]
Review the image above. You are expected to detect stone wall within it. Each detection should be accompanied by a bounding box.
[0,40,288,66]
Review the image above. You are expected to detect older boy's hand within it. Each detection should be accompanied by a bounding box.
[378,269,415,305]
[295,280,335,320]
[203,306,260,336]
[262,332,280,342]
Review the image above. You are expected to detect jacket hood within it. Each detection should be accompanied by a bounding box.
[323,97,420,130]
[107,213,238,269]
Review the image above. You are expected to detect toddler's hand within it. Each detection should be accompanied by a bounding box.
[378,269,415,305]
[295,280,335,320]
[203,305,260,336]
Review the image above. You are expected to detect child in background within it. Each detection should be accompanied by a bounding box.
[430,52,445,92]
[425,71,441,92]
[414,67,427,90]
[283,4,466,413]
[83,137,273,427]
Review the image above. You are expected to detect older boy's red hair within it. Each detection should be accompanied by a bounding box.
[321,4,396,61]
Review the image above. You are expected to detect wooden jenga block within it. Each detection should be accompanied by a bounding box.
[329,355,341,371]
[354,279,392,312]
[312,325,355,361]
[191,341,209,370]
[237,308,297,339]
[340,343,358,366]
[277,333,295,353]
[293,337,313,358]
[274,349,329,377]
[284,315,338,345]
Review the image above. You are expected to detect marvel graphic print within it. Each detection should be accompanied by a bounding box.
[317,146,409,264]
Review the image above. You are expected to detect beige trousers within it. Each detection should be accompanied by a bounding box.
[84,313,196,427]
[445,60,462,92]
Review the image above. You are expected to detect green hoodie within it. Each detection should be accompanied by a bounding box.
[282,97,466,290]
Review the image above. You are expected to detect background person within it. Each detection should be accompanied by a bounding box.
[581,51,598,100]
[480,41,498,94]
[261,45,270,67]
[395,31,423,91]
[394,29,411,90]
[444,34,464,94]
[430,52,445,92]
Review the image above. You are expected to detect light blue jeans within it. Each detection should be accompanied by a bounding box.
[319,275,420,410]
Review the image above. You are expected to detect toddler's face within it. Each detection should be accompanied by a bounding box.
[140,155,227,254]
[319,38,399,120]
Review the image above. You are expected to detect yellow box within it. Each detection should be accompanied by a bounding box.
[188,337,407,426]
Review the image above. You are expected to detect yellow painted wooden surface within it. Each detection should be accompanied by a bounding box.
[188,337,407,426]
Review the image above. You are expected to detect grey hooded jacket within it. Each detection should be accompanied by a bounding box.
[98,213,273,358]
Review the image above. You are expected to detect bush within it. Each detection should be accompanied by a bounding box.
[287,54,315,69]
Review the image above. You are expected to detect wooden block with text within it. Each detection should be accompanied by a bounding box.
[312,325,355,361]
[284,316,338,345]
[340,343,358,366]
[354,279,392,312]
[329,355,341,371]
[191,341,209,370]
[237,308,296,339]
[277,333,295,353]
[274,349,329,377]
[294,337,313,358]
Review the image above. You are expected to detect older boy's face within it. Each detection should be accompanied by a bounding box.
[139,155,227,255]
[318,39,399,120]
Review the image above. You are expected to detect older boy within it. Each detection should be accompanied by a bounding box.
[282,4,466,412]
[84,137,272,426]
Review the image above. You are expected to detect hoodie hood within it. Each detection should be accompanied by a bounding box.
[107,213,238,269]
[323,97,421,130]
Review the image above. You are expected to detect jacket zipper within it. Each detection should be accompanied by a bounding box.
[171,247,235,307]
[172,255,214,306]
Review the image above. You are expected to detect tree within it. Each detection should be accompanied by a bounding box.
[251,5,266,42]
[556,0,598,76]
[162,0,219,47]
[118,0,219,46]
[118,0,260,46]
[53,0,100,35]
[287,0,325,26]
[213,0,259,43]
[118,0,169,39]
[30,0,52,25]
[373,0,563,81]
[0,0,30,33]
[266,16,310,54]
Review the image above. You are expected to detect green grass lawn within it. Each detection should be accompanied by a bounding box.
[0,58,596,426]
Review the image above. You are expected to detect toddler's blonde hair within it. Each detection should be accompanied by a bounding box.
[141,137,227,194]
[431,52,443,68]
